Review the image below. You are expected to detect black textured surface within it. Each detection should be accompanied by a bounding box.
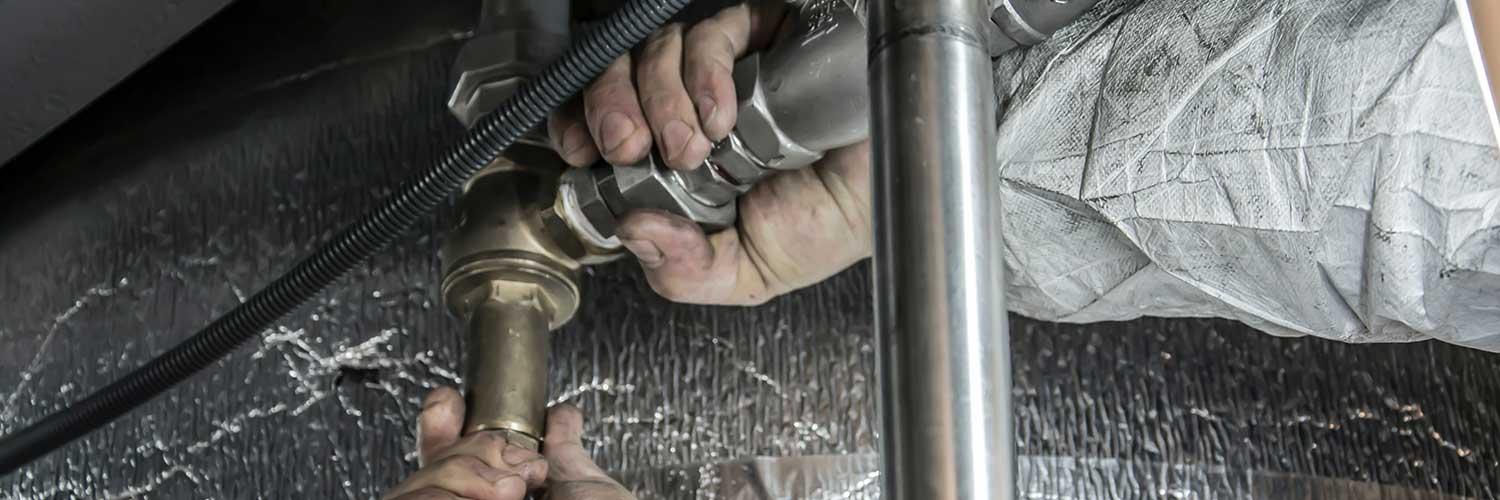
[0,0,233,167]
[1,0,1497,498]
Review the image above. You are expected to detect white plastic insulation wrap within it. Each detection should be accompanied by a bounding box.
[993,0,1500,350]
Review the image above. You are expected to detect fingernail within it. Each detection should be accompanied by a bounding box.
[600,112,635,154]
[496,475,526,493]
[696,95,718,130]
[561,123,589,160]
[621,239,664,268]
[661,120,694,163]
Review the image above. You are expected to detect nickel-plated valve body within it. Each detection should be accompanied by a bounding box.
[553,0,870,243]
[549,0,1101,244]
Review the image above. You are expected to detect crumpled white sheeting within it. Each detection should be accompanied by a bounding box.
[995,0,1500,350]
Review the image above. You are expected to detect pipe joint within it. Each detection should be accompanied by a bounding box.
[440,160,586,449]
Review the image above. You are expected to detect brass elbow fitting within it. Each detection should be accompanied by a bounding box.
[440,159,589,450]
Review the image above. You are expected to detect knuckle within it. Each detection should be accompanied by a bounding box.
[691,26,736,57]
[592,63,635,91]
[604,54,633,75]
[637,52,675,81]
[586,79,630,104]
[682,55,724,86]
[705,53,735,81]
[643,23,682,51]
[640,94,680,119]
[683,21,715,44]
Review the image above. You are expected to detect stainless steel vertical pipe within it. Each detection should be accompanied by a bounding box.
[868,0,1012,498]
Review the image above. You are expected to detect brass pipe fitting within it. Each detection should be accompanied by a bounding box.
[441,159,587,450]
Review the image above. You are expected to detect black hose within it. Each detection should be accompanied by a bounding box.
[0,0,691,476]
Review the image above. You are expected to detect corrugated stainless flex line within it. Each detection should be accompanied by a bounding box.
[0,0,1496,498]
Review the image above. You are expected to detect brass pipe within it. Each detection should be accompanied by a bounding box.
[464,295,551,449]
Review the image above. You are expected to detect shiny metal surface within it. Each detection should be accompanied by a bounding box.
[728,53,826,172]
[752,0,870,154]
[442,162,583,450]
[613,153,739,231]
[441,163,585,285]
[869,0,1011,498]
[463,298,550,449]
[670,158,742,207]
[553,0,1105,243]
[447,0,570,129]
[546,168,626,261]
[560,0,871,237]
[704,131,770,186]
[987,0,1103,53]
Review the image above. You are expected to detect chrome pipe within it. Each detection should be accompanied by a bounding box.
[868,0,1012,498]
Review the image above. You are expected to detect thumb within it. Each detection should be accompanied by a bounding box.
[541,405,613,483]
[416,387,464,467]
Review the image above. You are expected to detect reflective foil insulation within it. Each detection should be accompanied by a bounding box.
[1,0,1497,498]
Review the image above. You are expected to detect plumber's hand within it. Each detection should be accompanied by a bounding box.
[384,388,635,500]
[536,404,639,500]
[547,0,872,305]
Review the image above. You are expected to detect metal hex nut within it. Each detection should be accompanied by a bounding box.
[671,160,740,207]
[542,166,627,265]
[613,152,736,231]
[730,54,823,171]
[562,166,620,237]
[442,258,581,330]
[449,31,551,127]
[707,132,771,188]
